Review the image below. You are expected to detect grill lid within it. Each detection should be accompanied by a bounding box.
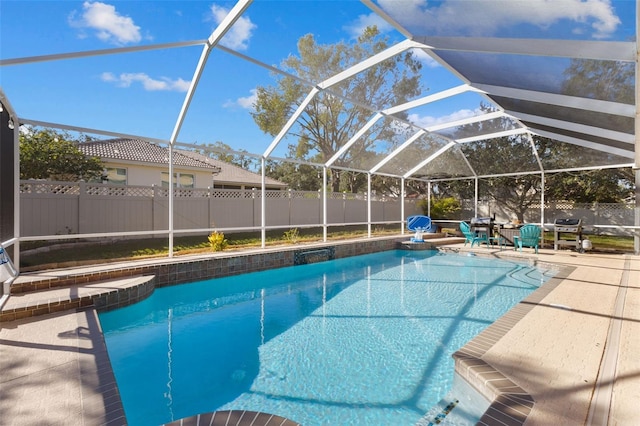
[470,217,493,225]
[554,218,581,226]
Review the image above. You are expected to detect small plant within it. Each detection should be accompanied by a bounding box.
[208,231,228,251]
[283,228,300,244]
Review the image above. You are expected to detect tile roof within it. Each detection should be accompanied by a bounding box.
[79,138,286,187]
[176,149,287,187]
[79,138,213,169]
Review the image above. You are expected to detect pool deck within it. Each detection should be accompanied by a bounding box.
[1,239,639,425]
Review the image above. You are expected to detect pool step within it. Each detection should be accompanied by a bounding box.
[0,275,155,322]
[165,410,301,426]
[398,236,465,250]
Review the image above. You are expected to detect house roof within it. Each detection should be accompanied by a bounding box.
[176,149,287,188]
[79,138,287,188]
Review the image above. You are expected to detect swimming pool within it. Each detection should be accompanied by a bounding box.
[99,250,555,425]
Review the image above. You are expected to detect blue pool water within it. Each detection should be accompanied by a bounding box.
[99,250,555,426]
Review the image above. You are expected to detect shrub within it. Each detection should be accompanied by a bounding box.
[283,228,300,244]
[208,231,228,251]
[418,197,461,219]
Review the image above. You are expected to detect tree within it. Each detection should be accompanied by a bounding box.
[460,134,543,222]
[198,141,259,171]
[545,169,634,203]
[562,58,634,104]
[252,26,423,192]
[20,128,104,181]
[263,137,324,191]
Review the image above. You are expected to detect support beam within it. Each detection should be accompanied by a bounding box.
[261,157,266,248]
[635,3,640,254]
[474,178,479,218]
[170,0,253,145]
[401,177,406,235]
[367,173,372,238]
[263,88,320,158]
[323,166,328,242]
[635,171,640,255]
[168,147,174,257]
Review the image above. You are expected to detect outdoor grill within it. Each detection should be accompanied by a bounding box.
[554,218,583,250]
[470,217,495,238]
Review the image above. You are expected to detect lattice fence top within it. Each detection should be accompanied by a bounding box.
[84,184,155,197]
[21,182,80,195]
[211,189,257,199]
[20,180,401,202]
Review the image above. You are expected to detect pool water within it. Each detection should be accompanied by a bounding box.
[99,250,555,426]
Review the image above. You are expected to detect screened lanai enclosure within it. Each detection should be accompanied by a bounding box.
[1,0,639,273]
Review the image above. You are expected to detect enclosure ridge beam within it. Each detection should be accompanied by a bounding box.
[370,129,426,174]
[318,39,422,90]
[476,84,636,117]
[403,141,456,179]
[0,40,207,67]
[456,128,528,143]
[170,0,253,145]
[360,0,414,40]
[426,110,505,132]
[383,84,477,115]
[414,36,635,62]
[325,113,384,167]
[21,118,169,145]
[507,110,636,144]
[531,129,635,159]
[263,87,321,158]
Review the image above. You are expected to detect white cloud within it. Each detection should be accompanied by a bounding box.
[224,89,257,110]
[408,108,479,128]
[101,72,190,92]
[378,0,621,39]
[343,13,394,39]
[411,48,440,69]
[209,4,256,50]
[69,1,142,45]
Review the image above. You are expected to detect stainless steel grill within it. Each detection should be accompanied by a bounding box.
[470,217,494,238]
[554,218,583,250]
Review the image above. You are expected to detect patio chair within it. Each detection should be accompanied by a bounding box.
[407,215,433,242]
[513,224,541,254]
[459,221,489,247]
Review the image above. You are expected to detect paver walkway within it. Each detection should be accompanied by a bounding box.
[0,308,125,425]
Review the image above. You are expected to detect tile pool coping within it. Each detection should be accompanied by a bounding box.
[451,258,570,425]
[1,236,637,425]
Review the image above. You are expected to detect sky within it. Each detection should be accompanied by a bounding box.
[0,0,636,158]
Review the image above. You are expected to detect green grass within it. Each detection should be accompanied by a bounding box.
[19,225,402,271]
[542,232,635,251]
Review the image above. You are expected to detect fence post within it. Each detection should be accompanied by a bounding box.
[207,186,212,229]
[78,181,85,234]
[252,188,256,228]
[151,184,156,233]
[288,188,292,227]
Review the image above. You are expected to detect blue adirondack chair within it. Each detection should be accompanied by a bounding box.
[513,224,541,253]
[459,221,489,247]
